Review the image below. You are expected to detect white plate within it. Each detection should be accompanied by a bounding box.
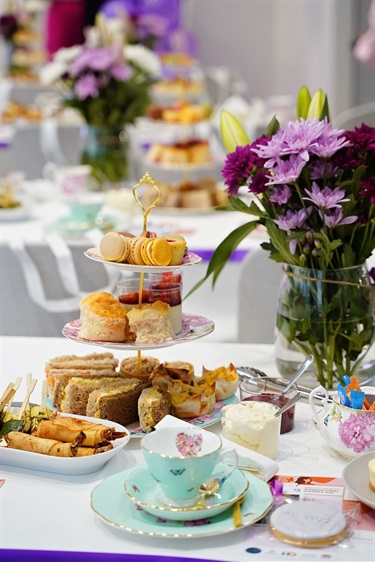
[84,248,202,272]
[0,413,130,475]
[342,451,375,509]
[124,465,249,521]
[145,158,222,171]
[0,205,29,221]
[62,313,214,350]
[91,468,273,538]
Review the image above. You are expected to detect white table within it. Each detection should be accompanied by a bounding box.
[0,337,372,562]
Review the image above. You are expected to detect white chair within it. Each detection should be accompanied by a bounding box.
[0,234,121,336]
[237,248,282,343]
[3,122,81,179]
[333,102,375,129]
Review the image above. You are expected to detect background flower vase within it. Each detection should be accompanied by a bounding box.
[80,125,129,189]
[275,264,375,389]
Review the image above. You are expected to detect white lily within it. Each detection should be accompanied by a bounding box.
[39,60,67,85]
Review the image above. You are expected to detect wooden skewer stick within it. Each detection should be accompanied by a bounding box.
[0,383,16,412]
[4,377,22,414]
[41,380,48,408]
[17,375,37,420]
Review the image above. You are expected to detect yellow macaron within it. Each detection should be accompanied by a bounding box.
[147,238,172,266]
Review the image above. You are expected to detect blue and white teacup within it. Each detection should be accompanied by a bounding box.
[141,427,238,507]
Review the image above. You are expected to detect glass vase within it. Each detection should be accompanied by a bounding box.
[275,264,375,389]
[80,125,129,190]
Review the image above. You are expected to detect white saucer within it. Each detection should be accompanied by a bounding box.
[124,465,249,521]
[91,467,273,538]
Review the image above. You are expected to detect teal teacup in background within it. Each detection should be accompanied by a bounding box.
[141,427,238,507]
[67,193,104,225]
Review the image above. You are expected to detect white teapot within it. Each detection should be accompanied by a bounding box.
[309,385,375,460]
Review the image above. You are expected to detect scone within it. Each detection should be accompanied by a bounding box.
[138,387,171,432]
[127,301,174,343]
[78,292,129,342]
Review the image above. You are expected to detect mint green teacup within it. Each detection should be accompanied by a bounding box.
[141,427,238,507]
[67,193,104,225]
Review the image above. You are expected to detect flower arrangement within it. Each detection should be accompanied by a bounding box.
[196,86,375,387]
[40,28,161,185]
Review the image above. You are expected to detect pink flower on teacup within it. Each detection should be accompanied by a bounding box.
[175,432,203,457]
[338,413,375,453]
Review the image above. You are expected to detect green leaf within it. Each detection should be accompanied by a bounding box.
[296,85,311,119]
[265,115,280,137]
[220,109,251,153]
[307,89,325,120]
[184,221,259,298]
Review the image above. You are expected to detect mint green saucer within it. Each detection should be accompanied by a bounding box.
[124,465,249,521]
[91,467,273,538]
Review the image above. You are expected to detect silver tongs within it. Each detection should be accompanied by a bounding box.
[236,365,326,402]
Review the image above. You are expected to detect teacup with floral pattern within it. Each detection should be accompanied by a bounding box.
[309,385,375,460]
[141,427,237,507]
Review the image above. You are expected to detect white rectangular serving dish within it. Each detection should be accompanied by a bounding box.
[0,413,130,475]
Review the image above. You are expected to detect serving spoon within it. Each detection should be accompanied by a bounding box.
[281,354,314,395]
[274,391,301,417]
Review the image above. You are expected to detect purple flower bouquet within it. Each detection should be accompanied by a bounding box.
[195,87,375,387]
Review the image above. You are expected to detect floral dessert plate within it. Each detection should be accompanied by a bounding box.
[127,395,237,438]
[62,314,214,350]
[124,465,249,521]
[0,413,130,475]
[84,248,202,272]
[91,467,273,538]
[342,452,375,509]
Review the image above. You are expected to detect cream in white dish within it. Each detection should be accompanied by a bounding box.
[221,401,281,459]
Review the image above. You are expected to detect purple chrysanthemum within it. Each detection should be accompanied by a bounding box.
[266,153,306,185]
[70,47,116,76]
[303,182,349,209]
[222,145,258,194]
[274,208,311,231]
[269,184,292,205]
[359,178,375,204]
[249,172,268,194]
[310,159,338,179]
[343,123,375,153]
[320,207,357,228]
[253,118,350,166]
[75,74,99,100]
[111,63,132,81]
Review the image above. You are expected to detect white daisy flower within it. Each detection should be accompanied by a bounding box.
[124,44,161,78]
[39,61,67,85]
[54,45,82,64]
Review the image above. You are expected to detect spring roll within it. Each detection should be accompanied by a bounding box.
[74,443,114,456]
[35,414,126,446]
[5,431,84,457]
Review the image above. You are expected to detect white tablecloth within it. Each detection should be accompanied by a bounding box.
[0,337,372,561]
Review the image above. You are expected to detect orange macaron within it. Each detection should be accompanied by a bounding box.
[100,232,131,263]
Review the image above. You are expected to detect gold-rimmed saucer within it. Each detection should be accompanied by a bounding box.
[123,465,249,521]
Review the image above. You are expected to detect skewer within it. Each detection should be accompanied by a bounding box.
[41,380,48,408]
[17,374,37,420]
[3,377,22,414]
[0,383,15,412]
